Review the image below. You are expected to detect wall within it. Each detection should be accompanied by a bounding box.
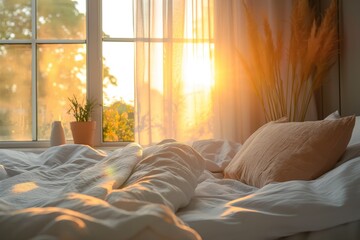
[321,0,360,117]
[339,0,360,116]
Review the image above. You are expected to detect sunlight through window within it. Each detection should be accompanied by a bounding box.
[182,45,215,94]
[12,182,38,193]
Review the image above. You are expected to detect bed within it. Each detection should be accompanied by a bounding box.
[1,114,360,240]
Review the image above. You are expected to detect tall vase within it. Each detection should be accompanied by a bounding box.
[50,121,66,146]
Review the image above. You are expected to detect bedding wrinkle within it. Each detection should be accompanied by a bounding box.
[61,143,142,198]
[109,142,205,212]
[0,141,203,240]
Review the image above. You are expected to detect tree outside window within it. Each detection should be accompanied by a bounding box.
[0,0,135,143]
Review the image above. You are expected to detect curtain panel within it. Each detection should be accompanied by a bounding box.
[133,0,319,145]
[134,0,215,145]
[213,0,266,143]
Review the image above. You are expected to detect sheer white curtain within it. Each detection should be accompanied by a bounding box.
[213,0,267,143]
[133,0,319,145]
[134,0,214,145]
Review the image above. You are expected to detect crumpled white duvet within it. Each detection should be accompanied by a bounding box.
[0,141,204,240]
[1,139,360,240]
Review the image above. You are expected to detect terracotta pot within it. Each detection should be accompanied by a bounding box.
[70,121,96,147]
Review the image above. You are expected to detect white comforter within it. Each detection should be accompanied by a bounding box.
[0,139,360,240]
[0,141,204,240]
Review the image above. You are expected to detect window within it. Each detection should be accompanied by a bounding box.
[102,0,214,144]
[102,0,135,143]
[0,0,214,147]
[0,0,88,147]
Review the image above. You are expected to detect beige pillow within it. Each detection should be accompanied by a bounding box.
[224,116,355,188]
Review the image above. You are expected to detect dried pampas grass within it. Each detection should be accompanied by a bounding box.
[240,0,338,122]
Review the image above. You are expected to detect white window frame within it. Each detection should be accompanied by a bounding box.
[87,0,103,147]
[0,0,106,148]
[0,0,137,149]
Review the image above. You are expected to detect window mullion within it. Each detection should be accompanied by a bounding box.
[31,0,37,141]
[87,0,103,146]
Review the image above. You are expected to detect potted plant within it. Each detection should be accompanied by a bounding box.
[67,95,98,147]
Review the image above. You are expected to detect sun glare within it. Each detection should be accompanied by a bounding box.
[183,44,214,93]
[183,54,214,94]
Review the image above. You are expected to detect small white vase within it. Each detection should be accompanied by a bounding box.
[50,121,66,146]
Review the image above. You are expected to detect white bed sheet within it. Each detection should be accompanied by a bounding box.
[178,139,360,240]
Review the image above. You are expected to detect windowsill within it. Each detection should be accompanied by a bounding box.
[0,143,128,154]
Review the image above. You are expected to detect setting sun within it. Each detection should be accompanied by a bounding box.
[182,46,215,94]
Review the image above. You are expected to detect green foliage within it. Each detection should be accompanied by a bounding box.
[67,95,98,122]
[103,100,135,142]
[1,0,135,142]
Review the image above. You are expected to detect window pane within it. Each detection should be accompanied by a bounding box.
[102,42,134,142]
[0,0,32,40]
[102,0,134,38]
[37,44,86,140]
[37,0,86,40]
[0,45,32,140]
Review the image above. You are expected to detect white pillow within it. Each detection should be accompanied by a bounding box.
[325,110,360,146]
[324,110,341,120]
